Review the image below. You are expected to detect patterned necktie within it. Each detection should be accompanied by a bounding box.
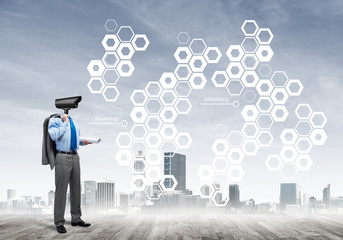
[69,116,77,151]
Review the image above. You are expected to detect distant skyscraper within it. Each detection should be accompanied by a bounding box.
[84,181,97,208]
[164,152,186,192]
[97,181,115,212]
[48,190,54,206]
[323,184,330,208]
[280,183,297,210]
[229,184,240,207]
[7,189,16,200]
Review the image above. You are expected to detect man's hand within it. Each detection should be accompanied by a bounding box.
[83,139,93,146]
[61,114,69,123]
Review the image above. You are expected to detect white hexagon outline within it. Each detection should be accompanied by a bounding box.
[241,139,259,156]
[101,34,120,51]
[226,45,244,61]
[145,132,163,149]
[227,148,244,164]
[145,166,163,184]
[256,131,274,147]
[211,190,229,207]
[175,98,192,114]
[295,155,313,171]
[198,183,215,198]
[243,90,257,103]
[295,137,313,154]
[175,132,192,149]
[117,26,135,42]
[177,32,190,44]
[309,129,327,145]
[130,106,149,123]
[115,149,134,166]
[271,105,289,122]
[256,28,274,44]
[295,121,313,137]
[197,165,215,182]
[144,183,163,200]
[189,72,207,90]
[87,77,105,94]
[160,175,178,192]
[227,165,245,182]
[101,52,120,68]
[102,69,120,85]
[130,156,148,174]
[256,79,274,96]
[87,60,105,77]
[241,71,259,88]
[204,47,222,63]
[310,112,327,128]
[211,71,230,88]
[145,149,163,166]
[130,174,148,192]
[174,64,192,80]
[286,79,304,96]
[271,71,289,87]
[130,124,148,140]
[265,155,282,171]
[227,131,244,147]
[211,139,230,156]
[212,157,230,173]
[115,132,133,148]
[295,104,313,120]
[271,88,289,105]
[130,90,148,106]
[241,53,259,70]
[189,38,207,55]
[159,106,178,123]
[174,81,192,97]
[174,47,192,64]
[102,86,120,102]
[145,115,163,131]
[160,124,178,140]
[256,114,274,130]
[280,146,298,163]
[159,72,178,89]
[241,20,259,36]
[280,129,298,145]
[256,97,274,113]
[189,55,207,72]
[241,37,259,53]
[226,62,244,78]
[241,105,259,122]
[145,98,163,115]
[132,34,150,51]
[117,60,135,77]
[159,90,178,106]
[256,45,274,62]
[145,81,163,97]
[226,79,244,96]
[117,42,135,60]
[104,19,118,32]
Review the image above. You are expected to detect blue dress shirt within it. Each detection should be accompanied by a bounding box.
[48,116,83,152]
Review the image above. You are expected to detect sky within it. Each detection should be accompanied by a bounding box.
[0,0,343,203]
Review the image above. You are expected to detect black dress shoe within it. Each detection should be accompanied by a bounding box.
[71,220,91,227]
[56,225,67,233]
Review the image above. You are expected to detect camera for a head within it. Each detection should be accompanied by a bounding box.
[55,96,82,114]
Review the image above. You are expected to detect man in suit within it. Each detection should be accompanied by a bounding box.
[48,113,91,234]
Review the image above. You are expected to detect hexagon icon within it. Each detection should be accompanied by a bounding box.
[145,149,163,165]
[101,34,120,51]
[204,47,222,63]
[160,124,178,140]
[243,90,257,103]
[174,64,192,80]
[257,131,274,147]
[115,149,134,166]
[295,138,313,154]
[256,45,274,62]
[215,124,228,137]
[227,131,244,147]
[189,55,207,72]
[145,115,163,131]
[212,190,229,207]
[102,69,120,85]
[117,26,135,42]
[295,104,313,120]
[310,129,328,145]
[174,81,192,97]
[271,105,289,122]
[197,165,215,182]
[295,121,313,136]
[87,60,105,77]
[189,38,207,55]
[87,77,105,94]
[175,98,192,114]
[226,45,244,61]
[211,139,230,156]
[177,32,190,44]
[241,54,259,70]
[259,64,272,77]
[241,105,259,122]
[130,141,148,157]
[160,107,178,123]
[271,88,289,105]
[226,79,244,96]
[271,71,288,87]
[145,81,163,97]
[198,183,215,198]
[144,166,162,188]
[227,165,245,182]
[130,124,148,140]
[160,175,178,191]
[295,155,313,171]
[211,71,230,88]
[160,90,178,106]
[117,43,135,60]
[130,90,148,106]
[130,175,148,192]
[280,129,298,145]
[115,132,133,148]
[310,112,327,128]
[286,79,304,96]
[160,142,178,156]
[241,71,259,88]
[241,139,259,156]
[241,37,259,53]
[130,106,148,123]
[280,163,298,180]
[226,62,244,78]
[102,52,120,68]
[102,86,120,102]
[145,132,163,149]
[265,155,282,171]
[256,79,274,96]
[280,146,298,163]
[227,148,244,164]
[241,20,259,36]
[174,47,192,64]
[104,19,118,32]
[212,157,230,172]
[256,97,274,113]
[145,182,163,200]
[175,132,192,149]
[189,73,207,89]
[256,28,274,44]
[145,98,163,114]
[117,60,135,77]
[132,34,149,51]
[242,122,259,138]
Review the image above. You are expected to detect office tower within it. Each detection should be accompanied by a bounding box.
[84,181,97,208]
[97,180,115,212]
[33,196,42,205]
[309,196,317,210]
[164,152,186,192]
[323,184,330,208]
[7,189,16,200]
[280,183,297,210]
[48,190,54,206]
[229,184,240,207]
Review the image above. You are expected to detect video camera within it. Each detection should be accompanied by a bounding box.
[55,96,82,114]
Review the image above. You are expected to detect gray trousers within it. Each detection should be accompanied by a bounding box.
[54,153,82,227]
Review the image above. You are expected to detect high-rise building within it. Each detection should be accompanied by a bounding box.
[7,189,16,200]
[164,152,186,192]
[280,183,297,210]
[48,190,54,206]
[97,181,115,213]
[323,184,330,208]
[83,181,96,208]
[229,184,240,207]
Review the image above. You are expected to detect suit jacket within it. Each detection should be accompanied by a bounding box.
[42,114,60,170]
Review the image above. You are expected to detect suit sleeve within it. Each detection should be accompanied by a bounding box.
[48,118,69,141]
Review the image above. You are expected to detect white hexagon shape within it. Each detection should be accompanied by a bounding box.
[174,81,192,97]
[227,131,244,147]
[226,45,244,61]
[104,19,118,32]
[87,60,105,77]
[256,28,274,44]
[145,115,163,131]
[160,107,178,123]
[159,72,178,89]
[310,112,327,128]
[115,149,134,166]
[241,54,259,70]
[271,71,288,87]
[174,64,192,80]
[160,175,178,191]
[295,155,313,171]
[280,129,298,145]
[295,138,313,154]
[241,71,259,87]
[259,64,272,77]
[212,157,230,172]
[198,183,215,198]
[241,20,259,36]
[215,124,228,137]
[117,26,135,42]
[130,141,148,157]
[256,79,274,96]
[189,55,207,72]
[145,98,163,114]
[211,71,230,88]
[175,98,192,114]
[295,104,313,120]
[295,121,313,136]
[211,190,229,207]
[256,97,274,113]
[160,142,178,156]
[242,122,259,138]
[256,114,274,130]
[174,47,192,64]
[241,37,259,53]
[286,79,304,96]
[130,106,148,123]
[117,43,135,60]
[145,132,163,149]
[175,132,192,149]
[243,90,257,103]
[130,124,148,140]
[280,146,298,163]
[257,131,274,147]
[160,124,178,140]
[101,34,120,51]
[87,77,105,94]
[102,52,120,68]
[177,32,190,44]
[130,90,148,106]
[241,105,259,122]
[115,132,133,148]
[102,69,120,85]
[145,166,163,184]
[226,62,244,78]
[145,81,163,97]
[102,86,120,102]
[226,79,244,96]
[117,60,135,77]
[145,149,163,165]
[159,90,178,106]
[130,175,148,192]
[271,105,289,122]
[227,165,245,182]
[280,163,298,180]
[189,72,207,89]
[310,129,327,145]
[256,45,274,62]
[204,47,222,63]
[265,155,282,171]
[227,148,244,164]
[271,88,289,104]
[241,139,259,156]
[211,139,230,155]
[189,38,207,55]
[145,182,163,200]
[132,34,149,51]
[197,165,215,182]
